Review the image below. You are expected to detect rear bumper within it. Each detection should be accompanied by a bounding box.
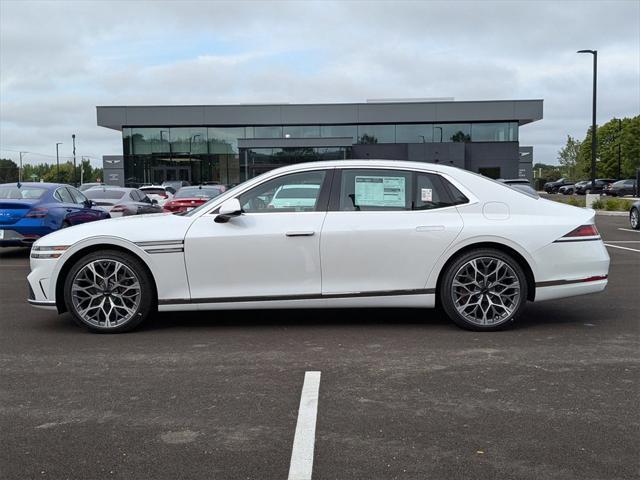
[0,227,51,247]
[533,239,610,302]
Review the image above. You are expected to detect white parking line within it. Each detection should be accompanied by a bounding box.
[617,228,640,233]
[605,244,640,252]
[288,371,321,480]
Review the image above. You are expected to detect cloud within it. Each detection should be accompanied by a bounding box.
[1,0,638,167]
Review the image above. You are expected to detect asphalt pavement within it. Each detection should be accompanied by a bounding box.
[1,215,638,480]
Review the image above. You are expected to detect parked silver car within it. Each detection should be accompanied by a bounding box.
[84,187,163,217]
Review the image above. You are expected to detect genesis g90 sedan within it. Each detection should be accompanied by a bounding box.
[27,161,610,333]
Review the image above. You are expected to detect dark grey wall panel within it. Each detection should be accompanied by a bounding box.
[407,143,466,168]
[97,100,543,131]
[465,142,520,178]
[352,144,408,160]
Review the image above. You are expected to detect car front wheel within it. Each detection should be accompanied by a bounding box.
[63,250,155,333]
[631,208,640,230]
[440,249,528,331]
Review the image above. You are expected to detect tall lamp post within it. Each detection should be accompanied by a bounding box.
[55,142,63,182]
[577,49,597,191]
[72,134,77,186]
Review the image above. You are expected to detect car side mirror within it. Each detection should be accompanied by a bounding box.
[151,198,158,205]
[215,198,243,223]
[85,200,96,207]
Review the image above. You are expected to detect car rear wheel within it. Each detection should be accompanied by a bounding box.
[440,249,528,331]
[63,250,154,333]
[631,208,640,230]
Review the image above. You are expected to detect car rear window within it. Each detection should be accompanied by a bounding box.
[141,188,166,195]
[0,186,47,199]
[85,190,126,200]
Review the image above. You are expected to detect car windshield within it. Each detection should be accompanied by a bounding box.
[175,187,223,199]
[85,189,126,200]
[0,185,47,199]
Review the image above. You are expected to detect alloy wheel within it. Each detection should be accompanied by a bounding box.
[451,256,521,326]
[70,259,141,328]
[631,209,639,229]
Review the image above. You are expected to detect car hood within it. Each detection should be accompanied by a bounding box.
[34,212,193,247]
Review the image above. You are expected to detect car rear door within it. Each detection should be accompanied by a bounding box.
[320,168,464,295]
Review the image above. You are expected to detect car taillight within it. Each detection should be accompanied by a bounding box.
[111,205,127,213]
[25,208,48,218]
[563,224,599,238]
[160,193,168,198]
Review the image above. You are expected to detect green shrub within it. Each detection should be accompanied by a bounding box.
[605,198,621,211]
[567,197,584,207]
[591,199,605,209]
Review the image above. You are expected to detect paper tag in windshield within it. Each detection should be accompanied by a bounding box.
[421,188,433,202]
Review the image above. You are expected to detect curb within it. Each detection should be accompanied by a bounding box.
[594,210,628,217]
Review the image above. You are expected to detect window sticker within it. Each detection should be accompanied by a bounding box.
[421,188,433,202]
[354,176,406,207]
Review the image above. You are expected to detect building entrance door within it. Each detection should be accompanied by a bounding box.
[151,166,191,184]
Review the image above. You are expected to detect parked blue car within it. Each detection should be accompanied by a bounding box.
[0,182,110,247]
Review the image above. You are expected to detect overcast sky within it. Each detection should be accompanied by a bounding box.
[1,0,638,167]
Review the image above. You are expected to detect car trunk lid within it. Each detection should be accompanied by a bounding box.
[0,200,37,225]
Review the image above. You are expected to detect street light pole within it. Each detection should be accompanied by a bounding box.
[617,118,622,180]
[577,49,597,190]
[72,134,77,186]
[19,151,27,183]
[55,142,63,182]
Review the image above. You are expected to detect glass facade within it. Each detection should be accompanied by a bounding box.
[121,122,518,186]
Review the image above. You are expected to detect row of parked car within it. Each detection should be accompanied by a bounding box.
[544,178,638,196]
[0,181,227,247]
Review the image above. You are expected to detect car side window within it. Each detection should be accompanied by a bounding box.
[238,170,327,213]
[67,187,87,205]
[338,169,412,211]
[55,187,74,204]
[414,173,458,210]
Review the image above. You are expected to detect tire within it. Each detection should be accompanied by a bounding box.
[63,250,155,333]
[631,208,640,230]
[439,248,528,331]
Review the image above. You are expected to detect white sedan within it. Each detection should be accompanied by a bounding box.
[27,160,610,333]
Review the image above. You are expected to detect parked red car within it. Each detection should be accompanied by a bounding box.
[162,185,226,213]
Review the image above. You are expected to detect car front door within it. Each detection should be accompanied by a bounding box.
[184,169,332,301]
[67,187,104,223]
[320,168,464,295]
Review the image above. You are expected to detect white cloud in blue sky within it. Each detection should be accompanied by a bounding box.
[1,0,638,167]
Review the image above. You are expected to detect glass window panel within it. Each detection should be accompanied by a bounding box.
[471,122,518,142]
[208,127,244,154]
[169,127,208,155]
[131,128,170,155]
[414,173,455,210]
[357,125,395,144]
[253,126,283,138]
[123,128,132,156]
[283,125,321,138]
[395,124,433,143]
[320,125,357,142]
[433,124,471,142]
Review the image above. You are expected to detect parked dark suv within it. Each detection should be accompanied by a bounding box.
[575,179,617,195]
[604,179,637,197]
[543,178,573,194]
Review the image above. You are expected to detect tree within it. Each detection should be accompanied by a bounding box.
[557,136,581,179]
[0,158,19,183]
[577,115,640,179]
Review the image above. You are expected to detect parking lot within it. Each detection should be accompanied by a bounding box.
[0,215,638,480]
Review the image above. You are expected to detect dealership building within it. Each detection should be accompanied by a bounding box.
[96,99,543,187]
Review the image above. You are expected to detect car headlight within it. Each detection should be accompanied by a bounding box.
[31,245,69,259]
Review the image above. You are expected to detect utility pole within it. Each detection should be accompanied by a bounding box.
[19,151,27,183]
[577,49,597,191]
[55,142,63,182]
[72,134,77,186]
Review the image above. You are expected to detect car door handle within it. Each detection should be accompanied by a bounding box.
[285,231,315,237]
